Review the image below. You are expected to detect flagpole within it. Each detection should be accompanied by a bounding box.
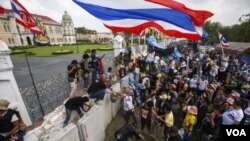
[10,0,45,117]
[131,33,134,47]
[221,43,224,56]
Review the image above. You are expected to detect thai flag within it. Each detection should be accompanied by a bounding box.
[0,5,5,14]
[73,0,213,41]
[219,33,229,48]
[10,0,43,35]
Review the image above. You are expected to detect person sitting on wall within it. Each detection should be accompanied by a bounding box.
[114,123,144,141]
[63,96,89,128]
[87,79,107,105]
[0,99,24,141]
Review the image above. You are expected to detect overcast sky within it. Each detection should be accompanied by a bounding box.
[1,0,249,32]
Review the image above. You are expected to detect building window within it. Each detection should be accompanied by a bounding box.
[4,23,8,32]
[7,25,11,32]
[8,38,12,44]
[65,38,67,43]
[69,38,71,42]
[49,27,53,34]
[12,38,15,44]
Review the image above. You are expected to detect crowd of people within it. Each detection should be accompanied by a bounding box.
[65,45,250,141]
[2,44,250,141]
[113,45,250,141]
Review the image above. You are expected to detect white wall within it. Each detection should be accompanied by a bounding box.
[0,40,32,125]
[24,76,130,141]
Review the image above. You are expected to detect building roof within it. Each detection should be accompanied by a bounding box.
[216,42,250,55]
[1,8,61,25]
[32,14,61,26]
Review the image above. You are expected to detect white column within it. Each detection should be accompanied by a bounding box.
[0,40,32,125]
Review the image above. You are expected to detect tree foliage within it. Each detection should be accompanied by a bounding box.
[203,19,250,44]
[75,27,97,34]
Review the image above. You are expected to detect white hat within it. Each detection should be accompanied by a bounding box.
[0,99,10,111]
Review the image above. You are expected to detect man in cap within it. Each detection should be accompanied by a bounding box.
[0,99,24,141]
[63,96,89,127]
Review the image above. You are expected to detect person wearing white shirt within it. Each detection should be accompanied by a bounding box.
[146,51,155,64]
[154,54,160,64]
[198,76,208,97]
[209,64,219,83]
[122,90,137,124]
[189,75,198,92]
[222,100,244,125]
[218,59,228,82]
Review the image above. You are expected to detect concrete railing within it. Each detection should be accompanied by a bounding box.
[24,76,130,141]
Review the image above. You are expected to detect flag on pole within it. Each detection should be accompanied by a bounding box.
[10,0,43,34]
[0,5,5,14]
[139,29,145,39]
[219,33,229,48]
[73,0,213,41]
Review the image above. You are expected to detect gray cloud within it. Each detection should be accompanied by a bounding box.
[1,0,249,32]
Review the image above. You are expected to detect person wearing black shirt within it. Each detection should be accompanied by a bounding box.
[87,79,107,103]
[201,109,222,141]
[0,99,24,141]
[90,49,99,82]
[63,96,89,127]
[67,60,79,97]
[114,123,144,141]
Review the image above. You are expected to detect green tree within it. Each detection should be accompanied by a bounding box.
[75,27,97,34]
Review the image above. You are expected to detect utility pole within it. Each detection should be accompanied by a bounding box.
[75,28,79,54]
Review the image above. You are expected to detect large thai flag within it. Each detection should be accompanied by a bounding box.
[10,0,43,34]
[219,33,229,48]
[0,4,5,14]
[73,0,213,41]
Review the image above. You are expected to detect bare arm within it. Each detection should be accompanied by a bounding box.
[5,120,20,137]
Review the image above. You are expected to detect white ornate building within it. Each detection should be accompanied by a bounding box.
[62,11,76,44]
[0,9,76,46]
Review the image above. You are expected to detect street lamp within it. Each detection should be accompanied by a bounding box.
[75,28,79,54]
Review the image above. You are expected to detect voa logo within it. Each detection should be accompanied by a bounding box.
[226,129,246,136]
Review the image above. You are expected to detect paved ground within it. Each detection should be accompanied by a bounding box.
[11,51,114,89]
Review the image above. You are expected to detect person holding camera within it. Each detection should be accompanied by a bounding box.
[67,60,80,97]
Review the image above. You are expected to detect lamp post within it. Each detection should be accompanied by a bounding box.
[75,28,79,54]
[16,24,45,117]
